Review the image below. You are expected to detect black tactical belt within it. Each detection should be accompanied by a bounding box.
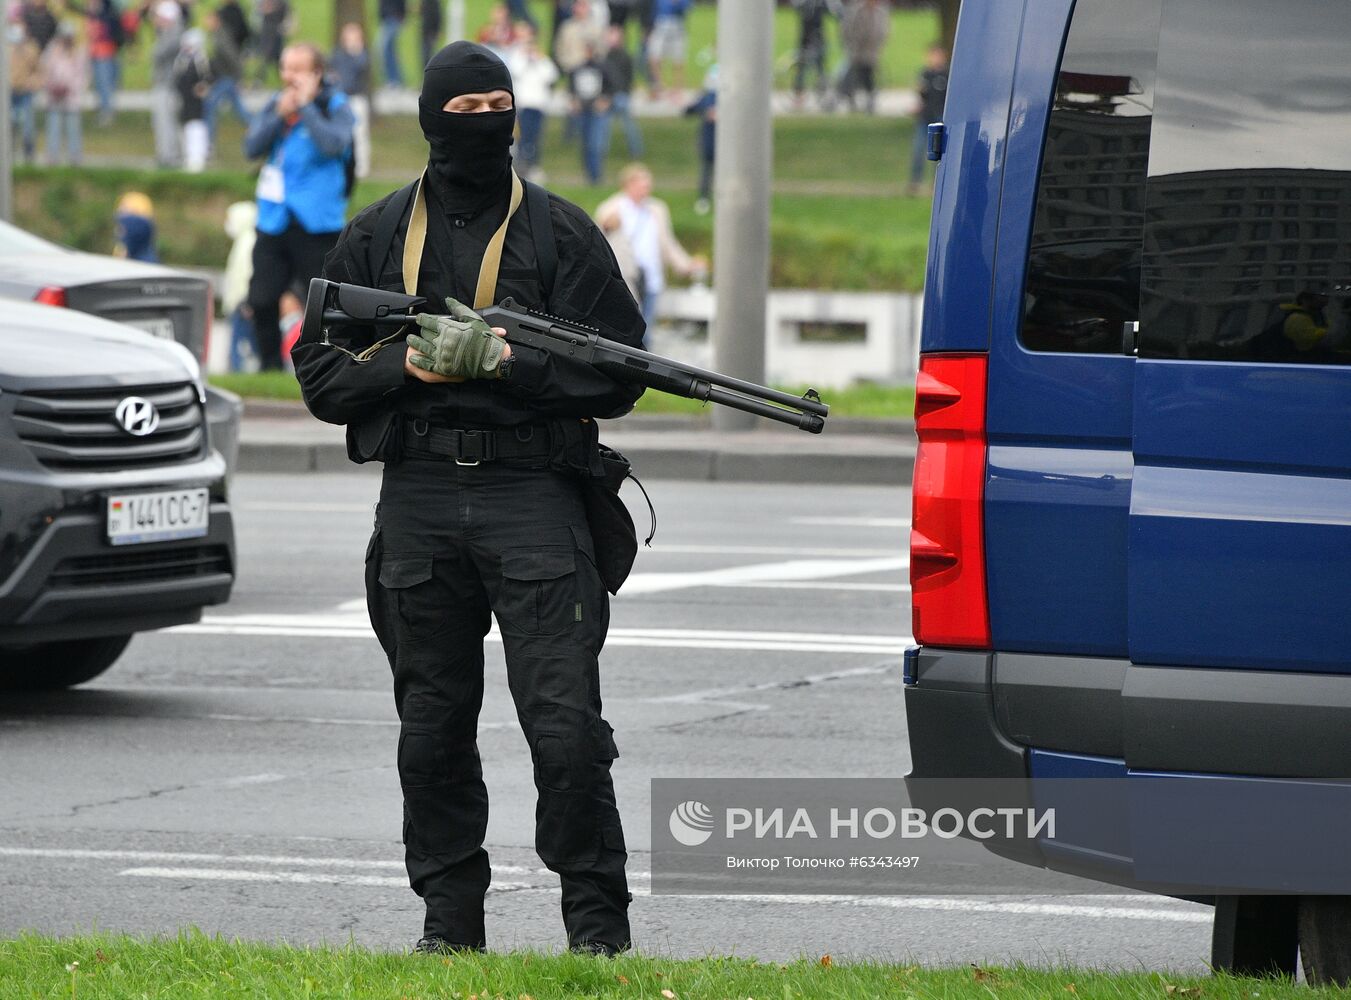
[400,418,553,466]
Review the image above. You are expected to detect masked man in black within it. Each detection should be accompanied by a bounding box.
[291,41,644,958]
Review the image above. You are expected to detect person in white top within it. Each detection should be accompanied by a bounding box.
[508,24,559,179]
[594,162,707,340]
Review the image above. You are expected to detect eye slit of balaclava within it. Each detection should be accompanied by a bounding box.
[419,41,517,215]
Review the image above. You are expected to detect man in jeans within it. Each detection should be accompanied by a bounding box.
[601,23,642,160]
[646,0,689,101]
[244,42,354,370]
[508,23,558,179]
[379,0,407,88]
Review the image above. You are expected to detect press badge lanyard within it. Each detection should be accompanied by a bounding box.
[402,169,526,306]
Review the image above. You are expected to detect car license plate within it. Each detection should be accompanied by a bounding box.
[107,489,209,545]
[122,317,176,341]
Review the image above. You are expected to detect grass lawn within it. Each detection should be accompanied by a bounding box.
[108,1,940,95]
[67,107,913,190]
[1,931,1334,1000]
[211,370,915,415]
[15,109,930,292]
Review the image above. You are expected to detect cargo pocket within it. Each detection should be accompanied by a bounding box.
[497,547,578,636]
[378,553,443,640]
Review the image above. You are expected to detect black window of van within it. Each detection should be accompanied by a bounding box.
[1019,0,1161,354]
[1139,0,1351,365]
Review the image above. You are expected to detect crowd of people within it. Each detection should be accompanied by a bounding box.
[7,0,906,172]
[790,0,896,113]
[7,0,920,372]
[6,0,271,167]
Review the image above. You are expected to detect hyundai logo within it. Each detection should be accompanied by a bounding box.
[115,396,160,437]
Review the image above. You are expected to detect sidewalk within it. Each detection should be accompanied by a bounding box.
[239,402,916,485]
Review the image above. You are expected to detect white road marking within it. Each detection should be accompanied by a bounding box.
[635,892,1212,924]
[121,867,407,887]
[645,544,896,558]
[213,773,289,787]
[239,502,375,514]
[2,846,409,868]
[0,846,550,875]
[721,581,909,593]
[790,517,911,528]
[334,578,910,610]
[168,618,911,655]
[0,847,1210,924]
[203,713,399,728]
[119,867,532,893]
[620,557,908,595]
[201,713,517,730]
[109,867,1208,924]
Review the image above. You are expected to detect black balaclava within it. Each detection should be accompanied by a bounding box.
[419,41,516,216]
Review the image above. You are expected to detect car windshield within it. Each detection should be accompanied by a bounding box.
[0,219,68,255]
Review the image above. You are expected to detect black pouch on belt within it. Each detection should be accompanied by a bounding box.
[583,443,640,595]
[546,420,654,594]
[346,408,402,464]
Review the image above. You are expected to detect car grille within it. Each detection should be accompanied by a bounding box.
[11,382,206,470]
[49,545,231,588]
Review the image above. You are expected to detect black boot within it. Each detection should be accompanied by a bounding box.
[413,935,487,956]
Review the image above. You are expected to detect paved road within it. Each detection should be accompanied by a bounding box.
[0,474,1213,968]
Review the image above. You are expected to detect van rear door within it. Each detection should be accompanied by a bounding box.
[1128,0,1351,674]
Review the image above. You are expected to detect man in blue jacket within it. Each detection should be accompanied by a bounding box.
[244,42,355,370]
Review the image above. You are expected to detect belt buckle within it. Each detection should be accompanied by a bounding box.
[453,429,490,466]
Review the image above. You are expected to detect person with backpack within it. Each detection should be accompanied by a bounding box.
[243,41,354,370]
[290,40,644,959]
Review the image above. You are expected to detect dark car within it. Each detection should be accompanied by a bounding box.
[0,300,236,690]
[0,219,242,474]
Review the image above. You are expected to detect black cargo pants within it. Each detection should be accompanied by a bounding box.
[365,453,630,950]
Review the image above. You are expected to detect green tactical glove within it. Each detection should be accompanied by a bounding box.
[407,297,507,379]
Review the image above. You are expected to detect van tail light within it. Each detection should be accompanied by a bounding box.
[910,353,990,648]
[34,286,67,307]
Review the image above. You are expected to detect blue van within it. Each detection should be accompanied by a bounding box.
[904,0,1351,983]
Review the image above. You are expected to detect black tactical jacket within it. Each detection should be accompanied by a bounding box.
[292,177,646,449]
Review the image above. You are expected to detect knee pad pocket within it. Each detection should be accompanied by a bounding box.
[534,732,575,792]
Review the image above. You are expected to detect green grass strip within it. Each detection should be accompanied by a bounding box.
[16,107,930,293]
[1,930,1335,1000]
[211,372,914,417]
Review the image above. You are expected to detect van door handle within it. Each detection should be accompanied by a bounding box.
[1122,320,1140,356]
